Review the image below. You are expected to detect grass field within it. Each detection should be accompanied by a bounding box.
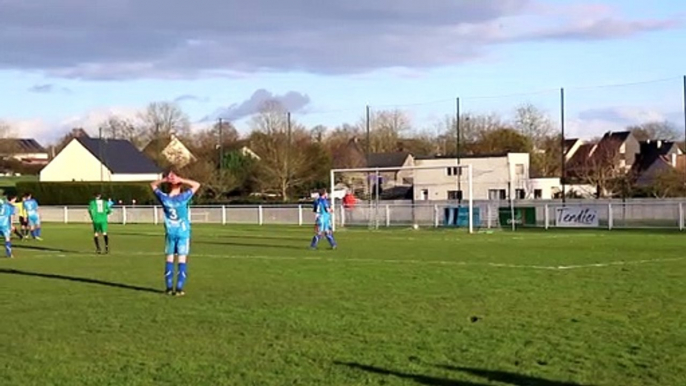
[1,224,685,386]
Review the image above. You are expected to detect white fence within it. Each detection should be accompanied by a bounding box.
[36,199,686,230]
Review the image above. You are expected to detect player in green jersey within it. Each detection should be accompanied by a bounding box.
[89,193,112,254]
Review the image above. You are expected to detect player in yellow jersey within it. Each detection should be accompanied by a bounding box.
[11,198,25,240]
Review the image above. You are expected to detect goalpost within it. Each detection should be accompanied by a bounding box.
[329,164,474,233]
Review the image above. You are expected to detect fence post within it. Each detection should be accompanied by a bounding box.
[222,205,227,225]
[385,205,390,227]
[298,205,303,226]
[434,205,439,228]
[153,206,158,225]
[122,206,127,225]
[679,202,684,231]
[63,206,68,224]
[544,204,549,230]
[608,203,613,230]
[487,205,491,228]
[258,205,263,225]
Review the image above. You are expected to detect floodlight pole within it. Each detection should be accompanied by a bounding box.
[218,118,224,190]
[682,75,686,182]
[560,87,566,204]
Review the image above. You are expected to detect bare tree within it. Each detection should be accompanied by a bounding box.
[99,116,138,143]
[513,104,554,148]
[628,121,680,141]
[361,109,412,153]
[0,121,17,155]
[138,102,191,144]
[572,139,628,197]
[249,101,317,200]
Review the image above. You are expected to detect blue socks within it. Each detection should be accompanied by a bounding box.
[165,262,174,290]
[30,229,36,239]
[325,234,337,248]
[176,263,187,291]
[311,234,336,249]
[5,240,11,257]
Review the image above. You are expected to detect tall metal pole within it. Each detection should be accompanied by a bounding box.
[218,118,224,194]
[155,122,161,167]
[456,97,462,200]
[365,105,371,164]
[98,126,103,184]
[287,112,291,196]
[682,75,686,181]
[560,87,566,204]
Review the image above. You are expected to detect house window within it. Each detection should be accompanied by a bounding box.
[489,189,507,200]
[534,189,542,199]
[448,190,462,200]
[515,164,525,175]
[446,167,461,176]
[420,189,429,200]
[515,189,525,199]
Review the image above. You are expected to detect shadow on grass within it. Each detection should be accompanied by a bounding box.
[336,362,590,386]
[116,232,306,242]
[0,268,163,294]
[437,365,589,386]
[335,362,488,386]
[14,244,84,254]
[197,240,307,250]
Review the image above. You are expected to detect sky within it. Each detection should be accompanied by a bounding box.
[0,0,685,144]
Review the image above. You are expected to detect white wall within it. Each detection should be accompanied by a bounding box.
[111,173,162,182]
[414,153,531,200]
[40,140,112,182]
[527,178,561,199]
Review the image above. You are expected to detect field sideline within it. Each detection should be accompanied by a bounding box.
[1,224,685,385]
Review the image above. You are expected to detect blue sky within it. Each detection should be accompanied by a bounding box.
[0,0,684,144]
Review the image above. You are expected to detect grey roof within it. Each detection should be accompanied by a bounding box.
[76,137,161,174]
[0,138,47,153]
[367,152,411,168]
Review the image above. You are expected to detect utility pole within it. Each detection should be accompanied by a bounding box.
[560,87,566,204]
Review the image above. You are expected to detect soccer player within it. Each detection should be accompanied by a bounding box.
[22,193,42,240]
[89,193,112,254]
[150,171,200,296]
[310,189,337,249]
[10,197,25,240]
[0,196,17,258]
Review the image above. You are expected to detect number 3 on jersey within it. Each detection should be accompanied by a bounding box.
[168,207,178,220]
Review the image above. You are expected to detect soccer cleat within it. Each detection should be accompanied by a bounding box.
[105,247,109,254]
[96,249,102,254]
[165,288,174,296]
[174,290,186,297]
[35,237,43,241]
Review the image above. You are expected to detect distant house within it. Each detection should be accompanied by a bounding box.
[40,137,162,182]
[333,138,414,197]
[142,134,197,168]
[565,131,640,180]
[414,153,557,200]
[0,138,49,165]
[224,140,261,160]
[633,140,683,187]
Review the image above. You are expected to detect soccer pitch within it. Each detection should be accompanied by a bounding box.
[1,225,684,386]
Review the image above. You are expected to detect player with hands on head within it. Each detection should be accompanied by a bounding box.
[150,171,201,296]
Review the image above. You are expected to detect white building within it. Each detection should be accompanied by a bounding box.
[413,153,561,200]
[142,134,197,168]
[40,137,162,182]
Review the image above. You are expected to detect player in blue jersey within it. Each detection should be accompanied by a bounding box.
[151,171,201,296]
[22,193,42,240]
[0,196,17,258]
[310,189,337,249]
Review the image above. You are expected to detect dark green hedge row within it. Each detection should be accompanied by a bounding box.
[14,182,157,205]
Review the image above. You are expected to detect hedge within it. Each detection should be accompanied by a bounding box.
[14,182,157,205]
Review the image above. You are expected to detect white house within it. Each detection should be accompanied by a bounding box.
[0,138,50,165]
[142,134,197,168]
[413,153,562,200]
[40,137,162,182]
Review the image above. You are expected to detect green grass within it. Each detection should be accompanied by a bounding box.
[1,224,685,386]
[0,175,38,187]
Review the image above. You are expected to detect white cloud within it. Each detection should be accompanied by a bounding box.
[0,0,679,79]
[568,106,682,139]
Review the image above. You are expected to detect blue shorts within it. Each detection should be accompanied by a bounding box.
[316,216,332,233]
[28,215,40,227]
[0,227,11,239]
[165,234,190,256]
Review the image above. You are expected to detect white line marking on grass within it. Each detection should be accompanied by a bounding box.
[17,251,686,271]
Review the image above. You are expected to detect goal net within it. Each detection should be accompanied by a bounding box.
[329,163,476,233]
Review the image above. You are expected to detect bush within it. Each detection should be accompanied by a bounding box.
[15,182,156,205]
